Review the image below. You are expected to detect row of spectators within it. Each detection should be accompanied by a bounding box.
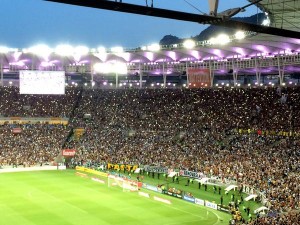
[0,124,68,167]
[0,86,80,117]
[0,86,299,224]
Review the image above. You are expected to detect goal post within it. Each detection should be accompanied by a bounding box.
[108,175,139,192]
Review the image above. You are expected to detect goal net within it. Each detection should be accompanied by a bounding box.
[108,175,139,192]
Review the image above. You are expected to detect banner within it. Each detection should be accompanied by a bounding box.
[62,149,76,156]
[107,163,138,172]
[179,170,205,179]
[12,128,22,134]
[187,68,211,88]
[143,165,168,174]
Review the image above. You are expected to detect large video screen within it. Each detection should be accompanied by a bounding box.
[20,71,65,95]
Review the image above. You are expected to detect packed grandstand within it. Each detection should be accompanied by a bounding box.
[0,85,299,224]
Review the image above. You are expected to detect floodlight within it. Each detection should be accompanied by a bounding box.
[208,37,217,45]
[216,34,230,45]
[74,46,89,61]
[262,17,270,26]
[93,63,112,74]
[28,44,53,60]
[183,40,196,49]
[55,44,74,56]
[97,46,106,53]
[74,46,89,56]
[147,43,160,51]
[111,46,123,53]
[114,62,127,74]
[235,31,245,40]
[91,81,95,86]
[0,46,10,54]
[103,81,107,85]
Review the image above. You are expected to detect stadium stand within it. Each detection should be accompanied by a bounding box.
[0,86,299,224]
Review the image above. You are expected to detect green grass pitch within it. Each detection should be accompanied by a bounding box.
[0,170,231,225]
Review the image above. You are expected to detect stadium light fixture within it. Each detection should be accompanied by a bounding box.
[74,46,89,56]
[74,46,89,62]
[216,34,230,45]
[94,62,127,74]
[235,31,245,40]
[114,62,127,74]
[262,17,270,26]
[0,46,10,54]
[111,46,124,53]
[208,37,217,45]
[28,44,53,60]
[97,46,106,53]
[183,40,196,49]
[147,43,160,52]
[94,63,111,74]
[55,44,74,56]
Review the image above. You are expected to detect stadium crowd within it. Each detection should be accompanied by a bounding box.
[0,86,80,117]
[0,124,68,167]
[0,86,299,224]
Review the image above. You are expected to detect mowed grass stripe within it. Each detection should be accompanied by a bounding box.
[0,170,231,225]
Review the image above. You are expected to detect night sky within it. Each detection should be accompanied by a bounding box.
[0,0,260,49]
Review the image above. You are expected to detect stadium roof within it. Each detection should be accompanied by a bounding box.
[1,1,300,76]
[253,0,300,31]
[1,34,300,64]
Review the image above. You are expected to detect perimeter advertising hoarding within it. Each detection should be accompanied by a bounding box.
[187,68,210,88]
[205,201,218,210]
[195,198,205,206]
[183,195,195,203]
